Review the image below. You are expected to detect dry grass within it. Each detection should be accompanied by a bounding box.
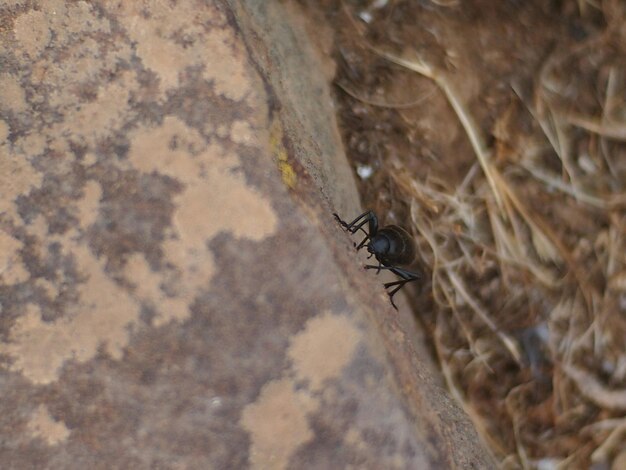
[333,1,626,467]
[384,31,626,470]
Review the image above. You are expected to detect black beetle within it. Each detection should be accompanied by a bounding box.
[333,210,420,309]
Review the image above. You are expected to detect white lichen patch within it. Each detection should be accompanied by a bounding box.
[241,378,318,470]
[0,0,277,386]
[344,427,368,452]
[175,142,277,241]
[0,229,29,285]
[2,0,28,7]
[15,132,47,158]
[0,74,28,113]
[45,38,110,96]
[44,38,131,100]
[124,116,277,325]
[26,404,70,446]
[82,152,97,166]
[13,10,51,59]
[58,70,138,147]
[203,27,252,102]
[230,120,255,145]
[288,311,362,392]
[42,0,111,40]
[102,0,250,101]
[128,116,205,176]
[0,162,139,385]
[15,2,132,153]
[124,253,188,322]
[34,278,59,299]
[2,239,140,384]
[0,141,43,221]
[0,119,8,141]
[76,180,102,231]
[240,312,362,468]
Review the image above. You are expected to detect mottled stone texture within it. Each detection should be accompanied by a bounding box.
[0,1,495,468]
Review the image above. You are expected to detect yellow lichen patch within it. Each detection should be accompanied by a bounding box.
[241,378,318,470]
[2,240,140,384]
[278,159,297,189]
[288,311,361,392]
[0,74,27,113]
[0,145,43,221]
[124,116,277,325]
[26,404,70,446]
[270,120,297,189]
[101,0,250,101]
[0,229,29,285]
[13,10,50,58]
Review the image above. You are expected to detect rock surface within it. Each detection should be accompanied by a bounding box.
[0,0,495,468]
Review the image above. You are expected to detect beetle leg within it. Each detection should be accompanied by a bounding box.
[334,212,370,248]
[334,211,380,254]
[356,234,370,251]
[365,264,416,277]
[333,212,351,229]
[367,212,378,238]
[333,211,377,236]
[365,265,420,310]
[385,267,420,309]
[364,263,383,274]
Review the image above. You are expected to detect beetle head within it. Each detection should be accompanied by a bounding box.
[368,234,390,256]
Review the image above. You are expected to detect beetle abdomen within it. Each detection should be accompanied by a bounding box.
[376,225,415,266]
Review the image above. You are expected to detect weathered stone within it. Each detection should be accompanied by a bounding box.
[0,1,495,468]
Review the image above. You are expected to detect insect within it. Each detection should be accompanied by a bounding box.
[333,210,420,309]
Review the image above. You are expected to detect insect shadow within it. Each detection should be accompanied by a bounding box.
[333,210,420,310]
